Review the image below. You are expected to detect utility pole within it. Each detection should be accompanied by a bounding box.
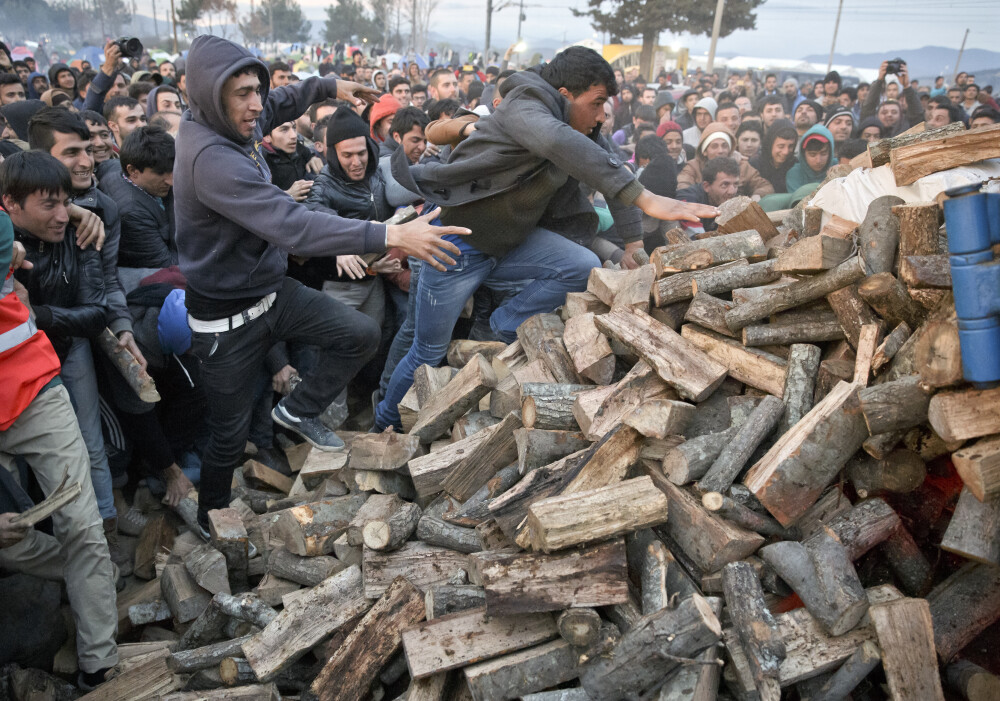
[827,0,844,72]
[706,0,725,73]
[485,0,492,66]
[953,28,969,82]
[151,0,160,40]
[169,0,178,53]
[411,0,418,52]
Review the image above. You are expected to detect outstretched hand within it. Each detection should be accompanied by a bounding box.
[337,80,381,108]
[635,190,720,222]
[385,207,470,272]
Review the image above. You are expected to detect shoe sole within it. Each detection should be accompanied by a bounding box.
[271,408,345,453]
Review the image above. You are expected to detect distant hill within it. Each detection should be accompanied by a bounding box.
[803,46,1000,79]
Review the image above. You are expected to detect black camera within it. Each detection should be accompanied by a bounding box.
[116,37,144,59]
[886,57,905,75]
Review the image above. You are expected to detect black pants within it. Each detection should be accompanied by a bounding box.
[190,277,379,518]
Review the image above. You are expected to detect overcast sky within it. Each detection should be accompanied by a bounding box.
[290,0,998,59]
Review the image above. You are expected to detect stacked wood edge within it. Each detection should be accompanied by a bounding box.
[58,127,1000,701]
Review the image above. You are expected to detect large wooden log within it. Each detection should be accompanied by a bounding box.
[622,399,694,439]
[425,584,487,619]
[858,195,904,275]
[401,608,558,679]
[726,256,866,331]
[478,540,628,616]
[826,284,884,350]
[169,636,253,674]
[463,639,581,701]
[487,449,587,539]
[946,659,1000,701]
[744,381,868,526]
[363,501,422,552]
[577,361,672,441]
[521,382,588,431]
[207,508,250,593]
[517,313,583,385]
[446,340,507,368]
[135,513,177,581]
[858,374,932,435]
[556,608,602,648]
[684,292,736,337]
[716,195,781,240]
[416,501,480,554]
[820,497,900,560]
[611,263,656,312]
[940,487,1000,565]
[595,308,728,402]
[870,598,945,700]
[651,229,766,276]
[562,312,614,384]
[778,343,822,434]
[881,526,934,597]
[349,431,423,472]
[308,576,425,701]
[270,494,366,557]
[653,259,779,307]
[241,566,370,682]
[681,324,787,397]
[928,385,1000,442]
[362,541,470,598]
[579,594,722,700]
[776,235,853,274]
[515,428,591,474]
[890,122,1000,185]
[562,291,609,320]
[184,543,230,596]
[408,429,493,498]
[697,394,784,494]
[442,413,521,501]
[702,492,797,538]
[741,315,845,347]
[161,563,212,623]
[847,450,927,498]
[410,355,498,442]
[952,435,1000,501]
[928,562,1000,661]
[723,561,786,695]
[872,322,912,373]
[662,425,740,484]
[808,640,881,701]
[858,272,926,329]
[412,364,456,406]
[901,254,951,288]
[587,267,626,306]
[869,121,964,166]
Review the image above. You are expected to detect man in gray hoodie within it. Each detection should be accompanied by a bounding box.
[174,36,466,532]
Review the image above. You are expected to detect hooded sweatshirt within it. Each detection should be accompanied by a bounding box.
[0,99,45,141]
[173,35,386,320]
[26,72,47,100]
[784,123,835,193]
[47,63,73,92]
[749,118,799,194]
[677,123,773,198]
[682,96,717,148]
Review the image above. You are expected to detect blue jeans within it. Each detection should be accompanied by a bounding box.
[61,338,116,521]
[378,258,422,401]
[374,228,599,430]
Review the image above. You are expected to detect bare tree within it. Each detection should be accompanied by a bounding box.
[402,0,438,54]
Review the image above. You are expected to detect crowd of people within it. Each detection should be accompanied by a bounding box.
[0,31,995,689]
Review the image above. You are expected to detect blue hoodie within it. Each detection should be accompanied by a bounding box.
[784,123,835,193]
[173,36,387,318]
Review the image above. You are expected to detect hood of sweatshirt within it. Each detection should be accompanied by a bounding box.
[798,122,836,171]
[48,63,72,87]
[695,122,735,161]
[26,72,47,100]
[184,35,270,144]
[692,96,718,121]
[0,99,45,141]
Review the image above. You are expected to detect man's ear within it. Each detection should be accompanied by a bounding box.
[557,86,573,100]
[263,134,273,144]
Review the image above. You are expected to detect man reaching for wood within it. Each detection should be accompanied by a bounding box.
[374,47,718,431]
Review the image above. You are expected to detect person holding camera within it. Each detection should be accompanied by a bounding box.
[81,39,136,115]
[860,58,924,138]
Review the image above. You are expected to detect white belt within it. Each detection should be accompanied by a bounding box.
[0,317,38,353]
[187,292,277,333]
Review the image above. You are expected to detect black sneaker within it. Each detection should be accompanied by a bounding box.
[272,398,346,452]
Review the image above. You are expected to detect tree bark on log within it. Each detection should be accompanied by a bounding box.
[741,316,845,347]
[562,312,615,384]
[652,230,766,276]
[515,429,591,475]
[96,327,161,402]
[857,195,904,275]
[362,501,422,552]
[680,324,788,397]
[952,435,1000,501]
[521,383,588,431]
[517,313,583,385]
[846,450,927,498]
[810,640,881,701]
[928,562,1000,661]
[778,344,822,435]
[872,322,912,373]
[858,272,926,329]
[442,412,521,501]
[697,395,784,494]
[940,487,1000,565]
[662,426,740,485]
[946,659,1000,701]
[684,292,736,337]
[463,639,581,701]
[722,561,786,691]
[716,195,781,240]
[869,597,945,700]
[826,284,885,350]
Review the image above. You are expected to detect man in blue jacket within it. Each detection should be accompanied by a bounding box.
[174,36,466,534]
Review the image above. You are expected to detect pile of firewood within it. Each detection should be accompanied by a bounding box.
[61,156,1000,701]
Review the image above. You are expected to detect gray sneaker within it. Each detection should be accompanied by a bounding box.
[272,399,346,453]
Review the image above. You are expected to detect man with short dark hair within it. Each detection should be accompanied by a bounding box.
[793,99,822,137]
[861,59,923,137]
[762,73,778,95]
[147,85,182,117]
[758,95,785,131]
[73,70,98,110]
[269,61,291,89]
[388,76,411,106]
[639,86,657,106]
[970,106,1000,129]
[411,83,428,109]
[715,102,741,134]
[374,46,717,431]
[158,60,176,83]
[0,73,25,105]
[428,68,458,101]
[961,83,980,119]
[104,96,148,147]
[80,110,115,173]
[677,156,740,233]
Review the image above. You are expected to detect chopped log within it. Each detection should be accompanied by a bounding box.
[416,506,480,554]
[401,608,558,679]
[776,235,854,273]
[858,272,926,330]
[521,382,588,431]
[410,355,498,443]
[890,122,1000,185]
[662,425,740,484]
[253,573,300,607]
[940,487,1000,565]
[243,460,293,495]
[644,464,764,573]
[697,394,784,494]
[412,365,456,406]
[562,312,614,384]
[443,413,521,501]
[651,230,766,275]
[716,195,781,240]
[408,429,493,498]
[579,361,673,440]
[135,513,177,581]
[515,429,591,475]
[858,195,904,275]
[579,594,722,700]
[242,566,369,682]
[684,292,736,337]
[346,494,407,546]
[952,435,1000,501]
[901,254,951,288]
[79,647,180,699]
[595,308,728,402]
[819,212,860,239]
[452,411,500,441]
[517,313,583,384]
[929,385,1000,442]
[349,431,423,472]
[744,381,867,526]
[657,596,724,701]
[563,291,609,319]
[526,476,668,552]
[162,562,212,623]
[587,266,627,306]
[701,492,796,538]
[179,592,279,652]
[815,359,855,401]
[557,608,602,648]
[870,121,965,166]
[638,540,670,613]
[760,529,868,636]
[681,324,788,397]
[870,598,945,700]
[725,256,866,331]
[425,584,487,619]
[487,449,587,539]
[778,344,822,435]
[207,508,250,593]
[741,315,845,347]
[723,561,786,692]
[819,497,901,561]
[929,562,1000,661]
[826,284,884,350]
[266,547,342,587]
[294,451,347,492]
[914,313,963,390]
[881,526,934,596]
[652,259,748,307]
[169,636,253,674]
[406,674,449,701]
[479,540,628,615]
[309,576,425,701]
[184,543,230,596]
[622,399,694,439]
[462,639,580,701]
[475,519,513,551]
[946,659,1000,701]
[95,326,160,402]
[446,340,507,368]
[852,323,880,385]
[611,264,656,311]
[444,465,519,527]
[271,494,366,557]
[809,640,881,701]
[362,541,471,598]
[872,322,911,373]
[363,501,422,552]
[847,450,927,498]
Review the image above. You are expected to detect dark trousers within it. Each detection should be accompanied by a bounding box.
[190,277,379,519]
